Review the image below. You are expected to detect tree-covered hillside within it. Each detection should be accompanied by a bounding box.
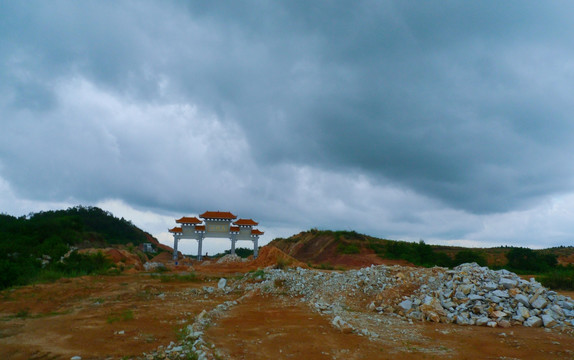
[0,206,151,289]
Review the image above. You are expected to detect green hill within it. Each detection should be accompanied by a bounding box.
[270,228,574,272]
[0,206,155,289]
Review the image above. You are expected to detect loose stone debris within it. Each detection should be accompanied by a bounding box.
[217,277,227,290]
[216,254,245,264]
[240,262,574,332]
[139,263,574,359]
[143,262,166,271]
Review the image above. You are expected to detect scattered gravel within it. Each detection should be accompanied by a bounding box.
[143,262,166,271]
[140,263,574,359]
[216,254,244,264]
[235,263,574,332]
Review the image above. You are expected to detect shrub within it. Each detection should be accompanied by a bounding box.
[433,252,454,268]
[16,308,30,318]
[275,257,292,270]
[333,230,363,241]
[506,248,557,273]
[54,251,113,276]
[0,257,40,289]
[215,247,254,258]
[251,269,265,279]
[107,309,134,323]
[317,263,334,270]
[368,241,386,255]
[373,239,453,268]
[453,250,487,267]
[337,242,360,254]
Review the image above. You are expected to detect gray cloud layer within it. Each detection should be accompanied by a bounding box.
[2,1,574,247]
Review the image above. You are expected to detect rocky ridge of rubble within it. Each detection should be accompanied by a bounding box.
[237,263,574,331]
[216,254,246,264]
[140,279,241,360]
[398,263,574,328]
[141,262,574,359]
[143,262,166,271]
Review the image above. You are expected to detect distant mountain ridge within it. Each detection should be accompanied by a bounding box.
[270,229,574,269]
[0,205,154,248]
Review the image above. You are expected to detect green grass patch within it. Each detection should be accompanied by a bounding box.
[274,257,292,269]
[539,267,574,291]
[175,326,189,342]
[250,269,266,279]
[368,241,387,255]
[337,242,360,254]
[316,263,334,270]
[15,308,30,318]
[152,273,200,283]
[107,309,134,323]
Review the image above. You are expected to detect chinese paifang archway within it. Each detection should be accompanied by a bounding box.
[168,211,264,261]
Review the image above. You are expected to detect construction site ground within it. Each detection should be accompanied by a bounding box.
[1,258,574,359]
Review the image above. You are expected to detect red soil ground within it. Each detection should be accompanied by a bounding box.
[2,246,574,359]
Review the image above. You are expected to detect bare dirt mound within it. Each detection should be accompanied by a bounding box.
[270,231,415,269]
[250,246,306,268]
[150,251,175,263]
[194,246,306,274]
[146,233,175,253]
[558,253,574,266]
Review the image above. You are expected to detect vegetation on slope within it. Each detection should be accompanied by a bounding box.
[505,247,557,273]
[539,268,574,290]
[271,229,574,290]
[0,206,152,289]
[215,247,254,258]
[271,229,487,268]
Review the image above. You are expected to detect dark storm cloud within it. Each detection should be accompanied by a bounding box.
[2,0,574,223]
[172,1,574,213]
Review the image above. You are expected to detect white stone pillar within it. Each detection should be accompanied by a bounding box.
[230,233,237,256]
[173,234,180,262]
[253,236,259,259]
[197,234,204,261]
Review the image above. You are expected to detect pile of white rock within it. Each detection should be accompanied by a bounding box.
[394,263,574,328]
[248,265,406,301]
[216,254,244,264]
[143,261,166,271]
[242,263,574,329]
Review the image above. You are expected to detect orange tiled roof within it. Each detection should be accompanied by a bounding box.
[195,225,206,231]
[176,216,202,224]
[230,225,240,232]
[169,227,183,233]
[234,218,258,226]
[200,211,237,219]
[251,229,264,235]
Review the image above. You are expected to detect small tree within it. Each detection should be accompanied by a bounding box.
[506,247,556,272]
[453,250,487,267]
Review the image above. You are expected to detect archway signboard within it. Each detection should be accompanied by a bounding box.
[168,211,264,261]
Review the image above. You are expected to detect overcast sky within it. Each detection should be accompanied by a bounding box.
[2,1,574,254]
